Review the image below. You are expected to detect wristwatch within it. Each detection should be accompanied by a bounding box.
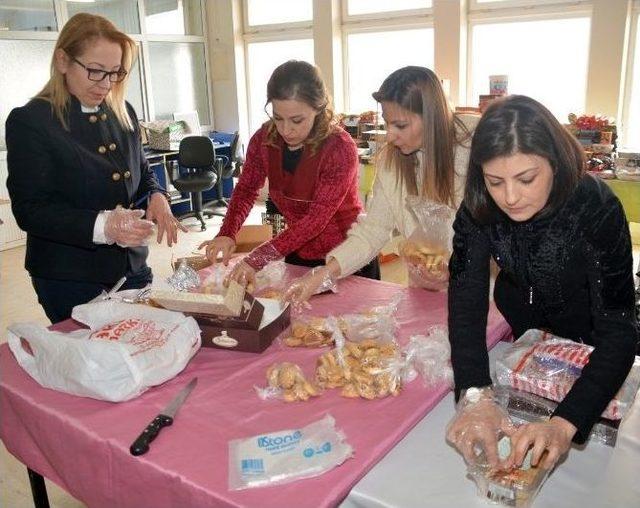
[460,386,493,405]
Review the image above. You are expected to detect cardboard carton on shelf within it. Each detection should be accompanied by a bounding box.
[235,224,272,253]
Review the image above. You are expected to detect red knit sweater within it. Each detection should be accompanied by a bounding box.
[218,125,362,270]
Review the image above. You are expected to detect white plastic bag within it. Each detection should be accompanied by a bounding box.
[228,414,353,490]
[7,300,201,402]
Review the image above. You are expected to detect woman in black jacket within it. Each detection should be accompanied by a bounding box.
[6,13,185,323]
[446,95,638,471]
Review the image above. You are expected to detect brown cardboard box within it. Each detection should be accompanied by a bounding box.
[192,293,290,353]
[235,224,272,253]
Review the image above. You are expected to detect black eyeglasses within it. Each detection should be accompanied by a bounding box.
[70,55,127,83]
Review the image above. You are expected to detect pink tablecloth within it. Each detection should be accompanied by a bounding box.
[0,271,510,508]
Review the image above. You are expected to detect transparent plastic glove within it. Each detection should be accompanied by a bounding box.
[284,266,338,306]
[504,416,576,471]
[199,235,236,265]
[103,207,154,248]
[446,388,516,470]
[145,192,187,247]
[224,260,256,289]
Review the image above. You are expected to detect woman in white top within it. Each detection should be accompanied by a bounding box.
[285,66,478,302]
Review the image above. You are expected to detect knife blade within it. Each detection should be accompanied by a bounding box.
[129,377,197,456]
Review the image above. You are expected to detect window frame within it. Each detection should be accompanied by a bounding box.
[341,9,434,113]
[341,0,432,24]
[466,2,593,109]
[0,0,213,128]
[621,1,640,148]
[242,0,313,33]
[469,0,591,12]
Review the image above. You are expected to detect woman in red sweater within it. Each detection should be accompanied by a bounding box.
[200,60,378,286]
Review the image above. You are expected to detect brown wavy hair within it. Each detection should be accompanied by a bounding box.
[35,13,137,131]
[264,60,335,155]
[373,66,470,207]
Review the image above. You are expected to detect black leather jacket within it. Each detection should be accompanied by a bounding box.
[448,174,638,442]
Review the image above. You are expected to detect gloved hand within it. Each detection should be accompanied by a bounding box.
[503,416,576,470]
[445,387,516,469]
[199,236,236,264]
[224,260,257,289]
[283,265,338,305]
[104,207,154,248]
[145,192,187,247]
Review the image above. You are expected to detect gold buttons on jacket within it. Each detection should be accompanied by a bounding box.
[100,113,107,121]
[108,143,117,151]
[123,170,131,179]
[98,145,107,154]
[88,115,98,123]
[112,172,121,181]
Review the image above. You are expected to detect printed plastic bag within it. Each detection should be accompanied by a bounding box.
[401,195,455,288]
[228,414,353,490]
[495,329,640,420]
[7,301,201,402]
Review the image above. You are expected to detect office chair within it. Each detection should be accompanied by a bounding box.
[172,136,224,231]
[206,131,243,208]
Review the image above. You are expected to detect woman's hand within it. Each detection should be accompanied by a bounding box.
[145,192,187,247]
[504,416,576,470]
[199,236,236,264]
[283,259,340,304]
[104,207,154,248]
[224,260,256,289]
[446,396,516,469]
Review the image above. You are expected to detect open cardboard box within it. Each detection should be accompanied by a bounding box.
[235,224,272,253]
[190,293,290,353]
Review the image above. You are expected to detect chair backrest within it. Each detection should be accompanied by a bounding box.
[178,136,215,168]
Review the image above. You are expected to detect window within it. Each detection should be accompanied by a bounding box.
[66,0,140,34]
[245,0,312,27]
[0,40,56,150]
[346,0,431,16]
[345,29,434,113]
[148,42,210,124]
[245,39,314,134]
[624,15,640,148]
[0,0,57,31]
[469,17,590,121]
[144,0,203,36]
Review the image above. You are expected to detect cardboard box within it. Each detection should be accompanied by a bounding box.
[192,294,290,353]
[148,282,245,317]
[235,225,272,253]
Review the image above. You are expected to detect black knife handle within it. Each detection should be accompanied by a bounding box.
[129,414,173,456]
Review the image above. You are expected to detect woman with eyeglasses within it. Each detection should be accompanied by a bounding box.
[199,60,378,285]
[6,13,185,323]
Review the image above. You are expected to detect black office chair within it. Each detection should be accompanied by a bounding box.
[206,131,243,209]
[172,136,224,231]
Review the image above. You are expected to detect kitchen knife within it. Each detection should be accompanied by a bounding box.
[130,377,197,456]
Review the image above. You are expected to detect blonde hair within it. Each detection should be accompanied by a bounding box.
[264,60,336,155]
[35,13,137,131]
[373,66,470,207]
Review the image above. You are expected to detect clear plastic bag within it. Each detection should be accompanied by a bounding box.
[282,315,337,348]
[337,292,401,344]
[228,414,353,490]
[255,362,321,402]
[467,434,550,508]
[316,337,403,399]
[402,326,453,388]
[252,260,288,299]
[401,196,455,288]
[495,329,640,421]
[495,386,621,447]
